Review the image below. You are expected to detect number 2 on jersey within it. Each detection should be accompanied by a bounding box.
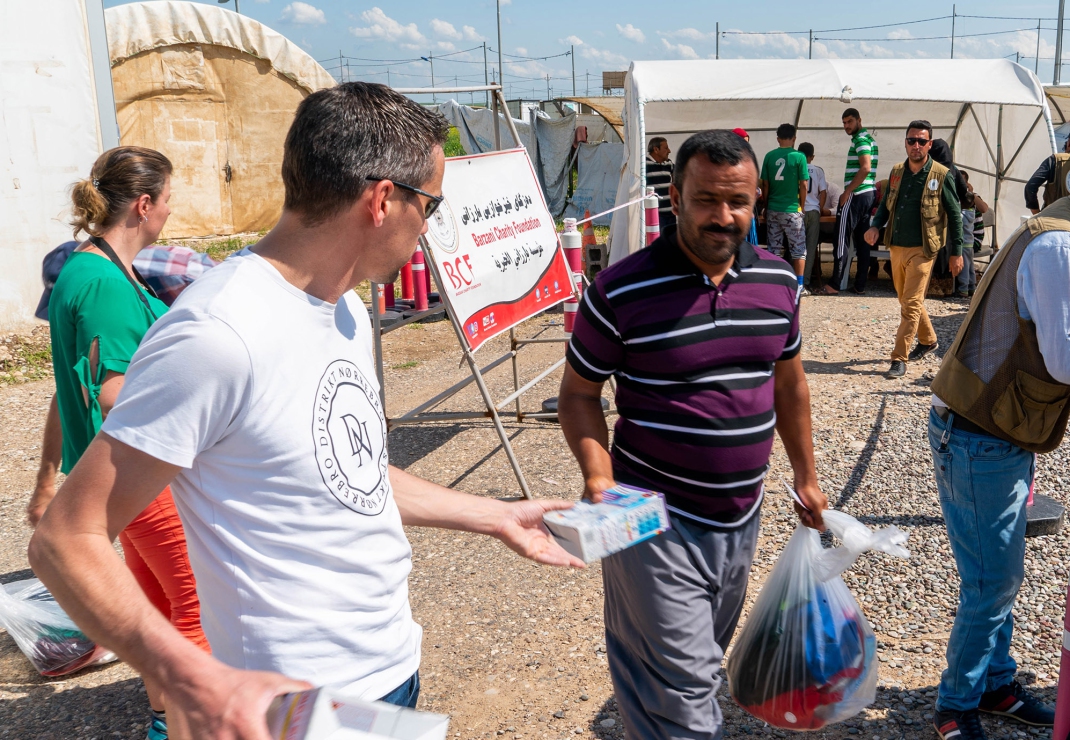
[775,158,786,181]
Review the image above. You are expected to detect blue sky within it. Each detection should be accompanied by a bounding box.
[105,0,1066,99]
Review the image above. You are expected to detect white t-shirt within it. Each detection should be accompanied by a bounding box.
[101,249,419,698]
[805,163,828,212]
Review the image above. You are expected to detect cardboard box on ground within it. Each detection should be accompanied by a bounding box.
[542,484,670,563]
[267,689,449,740]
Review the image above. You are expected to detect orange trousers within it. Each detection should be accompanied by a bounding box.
[119,487,210,652]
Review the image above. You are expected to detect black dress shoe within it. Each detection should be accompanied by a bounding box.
[884,360,906,378]
[907,341,938,362]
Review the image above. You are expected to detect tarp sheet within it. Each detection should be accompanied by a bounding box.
[610,59,1056,263]
[564,142,625,225]
[435,100,575,216]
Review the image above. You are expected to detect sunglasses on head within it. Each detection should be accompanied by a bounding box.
[365,177,444,219]
[905,137,931,146]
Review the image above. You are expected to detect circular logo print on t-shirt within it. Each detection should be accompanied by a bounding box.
[426,200,459,253]
[313,360,389,515]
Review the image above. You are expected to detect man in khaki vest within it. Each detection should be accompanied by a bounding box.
[864,119,963,379]
[924,202,1070,739]
[1024,136,1070,214]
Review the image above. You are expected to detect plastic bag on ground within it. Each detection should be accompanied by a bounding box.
[727,510,909,731]
[0,578,117,676]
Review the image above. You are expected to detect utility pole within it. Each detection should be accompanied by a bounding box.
[496,0,504,104]
[585,70,589,96]
[809,30,813,59]
[716,22,719,59]
[1037,19,1042,75]
[571,45,576,96]
[483,43,489,107]
[339,50,343,83]
[950,4,956,59]
[1057,0,1067,85]
[546,74,551,101]
[428,53,436,102]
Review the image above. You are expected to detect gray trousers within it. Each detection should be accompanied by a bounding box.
[602,511,761,740]
[802,210,822,287]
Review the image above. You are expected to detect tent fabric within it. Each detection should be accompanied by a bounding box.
[564,142,626,225]
[106,1,334,237]
[560,96,625,139]
[435,100,576,216]
[105,0,336,93]
[610,59,1056,263]
[2,0,107,329]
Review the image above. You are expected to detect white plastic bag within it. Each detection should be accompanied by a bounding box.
[727,510,909,731]
[0,578,117,676]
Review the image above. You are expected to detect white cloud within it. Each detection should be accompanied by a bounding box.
[280,1,324,25]
[659,28,714,41]
[617,23,645,43]
[661,38,699,60]
[887,29,914,40]
[350,7,424,43]
[462,25,484,42]
[430,19,462,40]
[728,30,808,58]
[252,0,270,4]
[562,35,584,46]
[434,41,456,52]
[516,46,528,55]
[579,46,629,67]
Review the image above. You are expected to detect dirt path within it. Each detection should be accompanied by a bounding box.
[0,278,1064,740]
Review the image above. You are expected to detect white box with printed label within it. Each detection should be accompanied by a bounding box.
[267,688,449,740]
[542,484,670,563]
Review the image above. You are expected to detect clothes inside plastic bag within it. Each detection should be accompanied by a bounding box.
[727,510,909,730]
[0,578,117,676]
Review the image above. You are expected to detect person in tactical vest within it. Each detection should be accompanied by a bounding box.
[864,120,963,379]
[1024,136,1070,214]
[924,202,1070,740]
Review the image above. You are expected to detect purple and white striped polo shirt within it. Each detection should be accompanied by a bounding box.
[566,229,801,527]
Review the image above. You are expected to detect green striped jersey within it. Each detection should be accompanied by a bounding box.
[845,128,878,193]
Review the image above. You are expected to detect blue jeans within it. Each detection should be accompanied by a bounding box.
[929,408,1034,712]
[379,671,420,709]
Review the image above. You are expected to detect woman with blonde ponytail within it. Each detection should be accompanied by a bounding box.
[29,147,207,740]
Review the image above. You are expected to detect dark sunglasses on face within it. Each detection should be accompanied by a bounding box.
[365,177,444,219]
[905,137,931,147]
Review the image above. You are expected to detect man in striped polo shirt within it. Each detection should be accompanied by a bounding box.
[646,137,676,227]
[558,129,828,739]
[823,108,879,295]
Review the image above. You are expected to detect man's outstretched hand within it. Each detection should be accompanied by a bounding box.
[493,499,585,568]
[165,663,313,740]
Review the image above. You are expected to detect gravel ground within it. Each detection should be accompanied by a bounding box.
[0,272,1066,740]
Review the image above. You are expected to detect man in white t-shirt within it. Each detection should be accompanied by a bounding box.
[798,142,829,292]
[29,83,583,739]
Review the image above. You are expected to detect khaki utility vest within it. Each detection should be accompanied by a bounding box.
[1042,153,1070,209]
[931,197,1070,453]
[882,159,950,258]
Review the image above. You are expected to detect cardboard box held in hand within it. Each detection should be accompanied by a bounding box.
[542,484,670,563]
[267,688,449,740]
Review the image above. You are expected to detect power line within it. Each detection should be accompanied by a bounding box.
[817,26,1044,42]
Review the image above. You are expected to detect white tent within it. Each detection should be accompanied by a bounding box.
[1,0,117,330]
[105,1,336,237]
[610,59,1055,263]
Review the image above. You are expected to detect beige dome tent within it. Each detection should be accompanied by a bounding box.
[105,1,336,238]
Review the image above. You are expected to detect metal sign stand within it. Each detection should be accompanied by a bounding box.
[368,84,590,500]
